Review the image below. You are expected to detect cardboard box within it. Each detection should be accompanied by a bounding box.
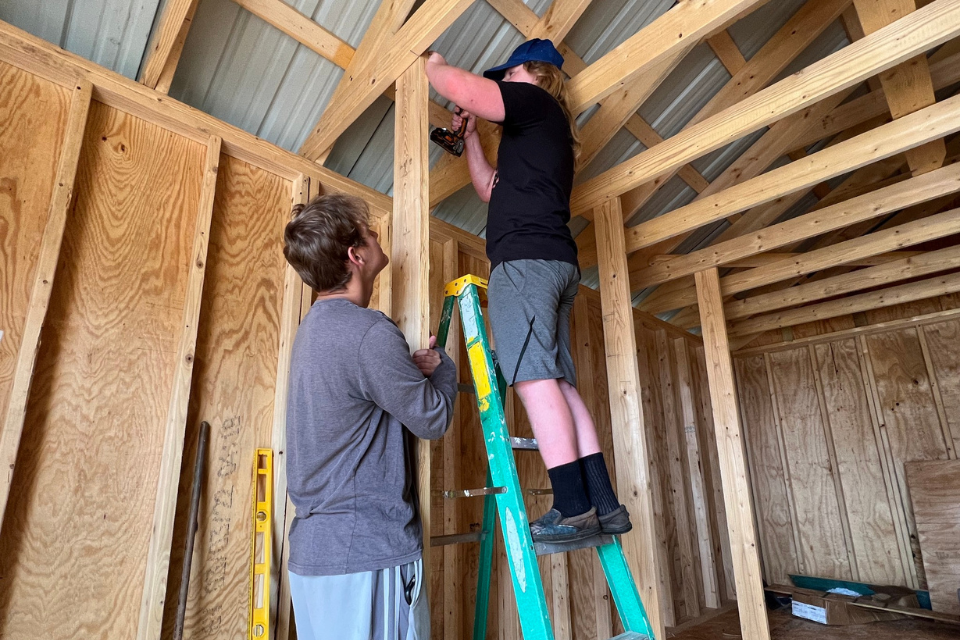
[790,587,917,625]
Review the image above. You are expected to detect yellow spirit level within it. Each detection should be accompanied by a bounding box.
[248,449,272,640]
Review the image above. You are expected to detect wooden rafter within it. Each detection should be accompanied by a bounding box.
[623,93,960,256]
[728,270,960,335]
[635,162,960,312]
[298,0,473,161]
[140,0,200,89]
[569,0,960,217]
[616,0,853,224]
[854,0,946,174]
[565,0,768,114]
[725,243,960,321]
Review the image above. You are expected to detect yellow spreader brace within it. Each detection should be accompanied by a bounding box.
[444,274,488,297]
[248,449,273,640]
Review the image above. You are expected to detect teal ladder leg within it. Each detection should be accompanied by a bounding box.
[454,280,554,640]
[472,469,496,640]
[597,538,655,638]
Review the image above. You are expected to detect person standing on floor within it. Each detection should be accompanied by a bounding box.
[425,39,632,543]
[282,193,458,640]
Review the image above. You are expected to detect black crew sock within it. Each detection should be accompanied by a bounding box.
[580,453,621,516]
[546,460,592,518]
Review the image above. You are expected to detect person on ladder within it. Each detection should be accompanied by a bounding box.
[426,40,632,544]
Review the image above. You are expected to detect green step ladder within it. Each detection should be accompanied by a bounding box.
[436,275,655,640]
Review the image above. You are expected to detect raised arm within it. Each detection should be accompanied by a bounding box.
[427,53,503,202]
[425,52,505,122]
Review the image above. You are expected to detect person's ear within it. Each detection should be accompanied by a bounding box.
[347,246,364,266]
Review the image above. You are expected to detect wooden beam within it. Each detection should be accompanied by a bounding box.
[787,49,960,154]
[642,200,960,316]
[707,30,747,74]
[729,270,960,336]
[300,0,416,160]
[674,337,721,609]
[137,135,221,640]
[527,0,593,40]
[694,267,771,640]
[613,87,861,275]
[230,0,356,69]
[566,0,768,115]
[733,306,960,355]
[617,0,853,222]
[155,0,199,93]
[726,243,960,320]
[299,0,473,161]
[271,175,309,634]
[594,197,666,640]
[140,0,200,89]
[577,46,691,169]
[0,79,92,529]
[724,204,960,295]
[569,0,960,217]
[855,0,946,174]
[628,28,960,279]
[624,93,960,256]
[392,54,433,582]
[633,160,960,289]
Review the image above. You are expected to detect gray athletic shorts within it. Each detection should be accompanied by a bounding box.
[488,259,579,387]
[288,559,428,640]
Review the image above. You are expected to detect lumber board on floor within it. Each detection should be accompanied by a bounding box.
[905,460,960,614]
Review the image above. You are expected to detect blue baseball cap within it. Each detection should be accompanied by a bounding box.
[483,39,564,80]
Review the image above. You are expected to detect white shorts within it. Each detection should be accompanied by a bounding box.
[289,558,428,640]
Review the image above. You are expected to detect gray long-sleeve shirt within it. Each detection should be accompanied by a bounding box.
[286,298,457,576]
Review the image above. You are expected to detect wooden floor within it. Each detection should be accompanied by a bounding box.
[668,606,959,639]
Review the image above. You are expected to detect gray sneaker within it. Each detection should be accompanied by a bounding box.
[598,505,632,535]
[529,507,601,543]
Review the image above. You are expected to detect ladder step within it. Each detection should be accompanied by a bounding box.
[430,531,486,547]
[533,533,615,557]
[510,437,538,450]
[435,487,506,498]
[457,383,475,394]
[608,633,651,640]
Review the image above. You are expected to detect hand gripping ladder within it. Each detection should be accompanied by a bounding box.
[436,275,655,640]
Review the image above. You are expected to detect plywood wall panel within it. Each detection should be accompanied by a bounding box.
[0,101,204,638]
[813,339,906,585]
[920,319,960,454]
[864,328,951,587]
[733,356,799,584]
[0,61,70,427]
[768,348,851,579]
[163,154,289,640]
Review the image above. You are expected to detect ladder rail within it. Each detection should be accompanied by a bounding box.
[456,284,554,640]
[437,278,655,640]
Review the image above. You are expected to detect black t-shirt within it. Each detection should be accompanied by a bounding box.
[486,81,578,270]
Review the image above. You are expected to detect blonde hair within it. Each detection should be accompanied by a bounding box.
[523,60,581,160]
